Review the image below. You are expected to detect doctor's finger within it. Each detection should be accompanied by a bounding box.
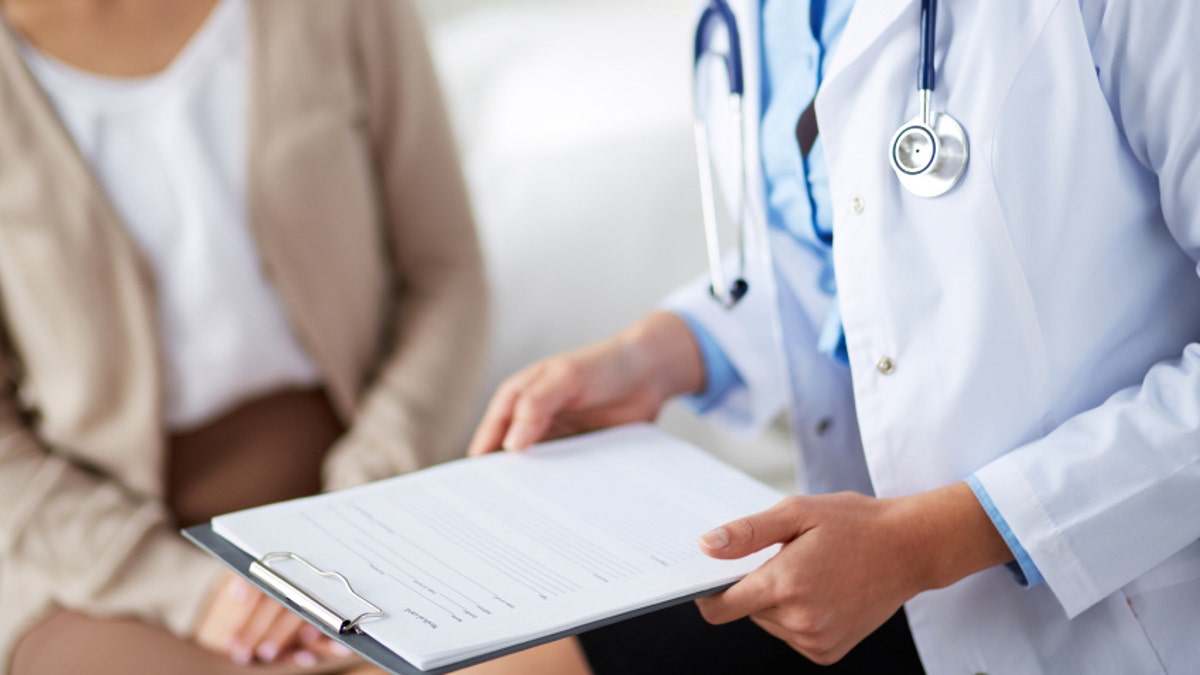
[468,388,518,456]
[698,497,807,560]
[748,616,825,662]
[749,615,797,647]
[694,572,774,625]
[501,361,586,450]
[468,368,541,456]
[752,613,849,666]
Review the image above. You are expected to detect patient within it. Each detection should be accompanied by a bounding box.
[0,0,488,672]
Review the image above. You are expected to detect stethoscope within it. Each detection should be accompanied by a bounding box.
[693,0,968,308]
[888,0,970,198]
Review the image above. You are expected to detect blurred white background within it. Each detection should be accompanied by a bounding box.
[413,0,796,491]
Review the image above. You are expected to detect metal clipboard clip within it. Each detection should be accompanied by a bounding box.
[249,552,384,634]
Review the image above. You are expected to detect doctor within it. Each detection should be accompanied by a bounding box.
[470,0,1200,673]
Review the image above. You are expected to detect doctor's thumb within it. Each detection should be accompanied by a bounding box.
[698,500,803,559]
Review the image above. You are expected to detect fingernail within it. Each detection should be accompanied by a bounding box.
[700,527,729,550]
[257,643,279,662]
[231,645,252,665]
[300,625,320,642]
[294,650,318,667]
[331,642,352,656]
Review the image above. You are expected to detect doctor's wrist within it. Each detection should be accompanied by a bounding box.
[898,482,1016,593]
[616,312,707,403]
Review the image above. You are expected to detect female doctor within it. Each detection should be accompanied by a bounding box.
[471,0,1200,673]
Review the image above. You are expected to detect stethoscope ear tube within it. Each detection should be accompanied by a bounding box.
[694,0,749,308]
[693,0,743,96]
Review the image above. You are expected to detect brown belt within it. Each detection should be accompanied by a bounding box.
[166,388,344,528]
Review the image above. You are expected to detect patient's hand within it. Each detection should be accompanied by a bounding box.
[195,572,354,666]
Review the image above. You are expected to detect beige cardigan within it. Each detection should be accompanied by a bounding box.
[0,0,487,667]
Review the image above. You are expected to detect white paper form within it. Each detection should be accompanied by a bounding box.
[212,424,786,671]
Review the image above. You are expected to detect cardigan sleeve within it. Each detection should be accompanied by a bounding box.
[0,323,225,647]
[322,0,489,489]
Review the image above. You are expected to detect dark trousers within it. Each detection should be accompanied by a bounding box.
[578,602,925,675]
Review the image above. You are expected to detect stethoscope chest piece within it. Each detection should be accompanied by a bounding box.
[889,0,969,198]
[889,109,968,198]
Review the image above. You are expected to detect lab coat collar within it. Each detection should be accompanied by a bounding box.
[721,0,917,114]
[824,0,918,88]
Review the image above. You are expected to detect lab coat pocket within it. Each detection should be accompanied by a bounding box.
[1120,541,1200,673]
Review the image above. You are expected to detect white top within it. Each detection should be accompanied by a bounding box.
[18,0,320,431]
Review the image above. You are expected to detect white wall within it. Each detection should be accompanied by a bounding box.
[422,0,796,491]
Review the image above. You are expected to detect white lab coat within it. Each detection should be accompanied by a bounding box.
[667,1,1200,673]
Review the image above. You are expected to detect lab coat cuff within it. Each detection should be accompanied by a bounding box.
[966,474,1045,587]
[674,310,745,414]
[973,456,1101,618]
[659,271,787,435]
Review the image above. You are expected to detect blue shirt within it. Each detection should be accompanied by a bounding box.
[682,0,850,418]
[678,0,1043,587]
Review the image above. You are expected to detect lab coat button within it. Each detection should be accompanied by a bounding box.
[851,196,865,214]
[815,417,832,435]
[875,356,895,375]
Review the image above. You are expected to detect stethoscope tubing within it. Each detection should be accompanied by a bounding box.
[694,0,743,96]
[919,0,937,93]
[694,0,967,309]
[693,0,750,308]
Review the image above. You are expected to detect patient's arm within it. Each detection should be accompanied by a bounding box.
[322,0,489,489]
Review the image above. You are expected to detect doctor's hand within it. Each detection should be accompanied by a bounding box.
[469,312,705,455]
[694,483,1014,665]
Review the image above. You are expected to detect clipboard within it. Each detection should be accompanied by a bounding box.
[184,523,733,674]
